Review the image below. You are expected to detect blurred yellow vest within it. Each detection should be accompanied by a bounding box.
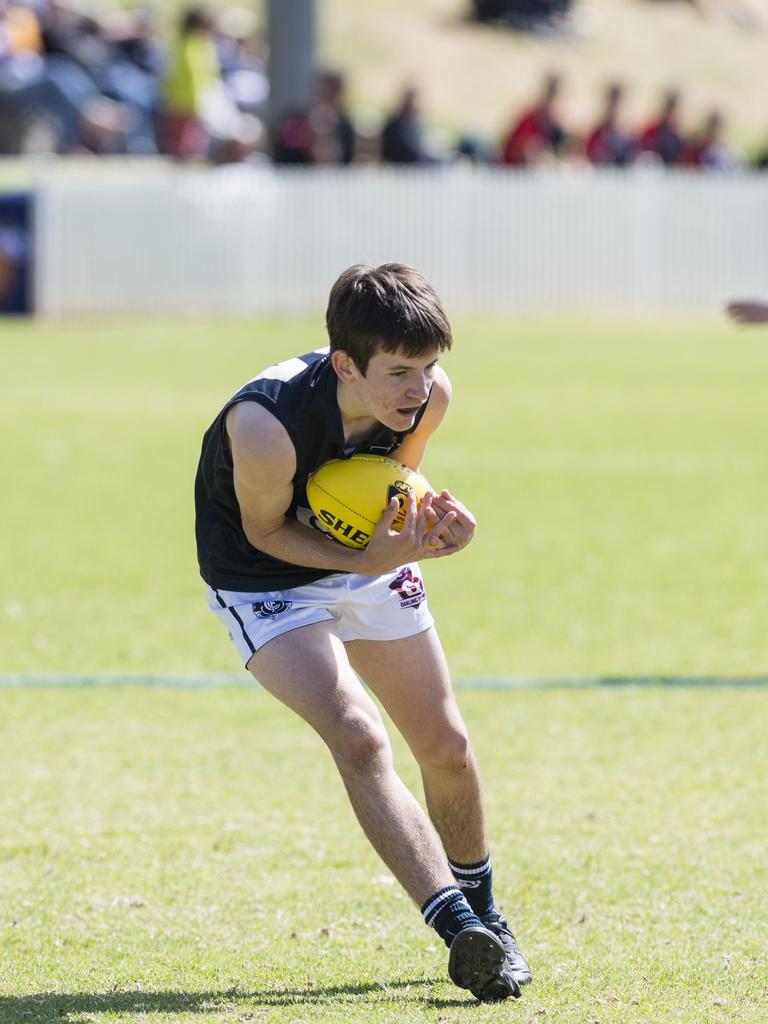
[164,30,219,117]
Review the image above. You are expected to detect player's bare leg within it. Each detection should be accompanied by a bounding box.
[247,619,460,904]
[346,626,487,864]
[247,619,518,1000]
[346,625,533,988]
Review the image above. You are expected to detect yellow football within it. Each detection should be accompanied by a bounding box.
[306,454,432,549]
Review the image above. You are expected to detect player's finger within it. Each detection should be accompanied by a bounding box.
[440,489,471,515]
[424,504,440,527]
[426,509,458,546]
[402,489,419,532]
[416,490,435,528]
[377,496,400,533]
[434,489,464,512]
[433,495,474,535]
[424,542,461,558]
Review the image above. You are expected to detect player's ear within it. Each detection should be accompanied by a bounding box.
[331,349,360,382]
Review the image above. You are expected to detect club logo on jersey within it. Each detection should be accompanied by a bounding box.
[252,600,292,620]
[388,566,425,609]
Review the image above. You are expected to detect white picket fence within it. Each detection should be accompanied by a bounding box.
[32,163,768,315]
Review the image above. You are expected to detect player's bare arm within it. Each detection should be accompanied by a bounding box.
[392,367,477,551]
[227,401,459,575]
[726,300,768,325]
[391,364,452,470]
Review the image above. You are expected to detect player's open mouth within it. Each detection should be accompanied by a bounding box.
[397,406,420,416]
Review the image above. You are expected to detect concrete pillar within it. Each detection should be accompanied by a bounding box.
[267,0,317,130]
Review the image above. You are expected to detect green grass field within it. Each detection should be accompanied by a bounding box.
[1,684,766,1023]
[1,313,767,1022]
[2,312,768,677]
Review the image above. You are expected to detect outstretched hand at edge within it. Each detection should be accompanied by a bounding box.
[726,300,768,325]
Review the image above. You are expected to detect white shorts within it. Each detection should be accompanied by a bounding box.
[206,563,434,666]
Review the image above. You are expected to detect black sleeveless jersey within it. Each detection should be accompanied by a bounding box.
[195,348,429,591]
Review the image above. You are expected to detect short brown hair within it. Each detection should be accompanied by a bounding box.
[325,263,452,375]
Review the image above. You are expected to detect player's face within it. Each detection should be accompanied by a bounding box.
[356,348,441,430]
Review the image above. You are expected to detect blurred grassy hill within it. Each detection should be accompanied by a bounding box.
[91,0,768,154]
[322,0,768,154]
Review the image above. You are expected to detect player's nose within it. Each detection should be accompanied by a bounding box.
[406,374,431,402]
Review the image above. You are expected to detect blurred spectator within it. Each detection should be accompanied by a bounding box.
[472,0,575,34]
[584,82,635,167]
[92,8,162,154]
[215,6,267,117]
[381,86,440,165]
[1,2,767,171]
[455,133,493,164]
[0,1,45,151]
[161,6,218,159]
[472,0,509,20]
[636,89,684,165]
[1,0,129,154]
[39,1,107,71]
[271,107,313,164]
[161,5,262,163]
[2,0,42,54]
[315,70,355,165]
[39,0,141,152]
[500,72,565,166]
[105,7,163,78]
[681,109,740,170]
[271,71,359,166]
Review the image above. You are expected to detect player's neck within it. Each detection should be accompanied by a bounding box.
[337,380,378,446]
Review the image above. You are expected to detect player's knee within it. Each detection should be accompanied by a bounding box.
[328,712,390,774]
[417,724,470,774]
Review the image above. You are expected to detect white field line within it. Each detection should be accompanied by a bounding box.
[0,674,767,690]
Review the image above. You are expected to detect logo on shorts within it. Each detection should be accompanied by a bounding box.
[252,600,292,620]
[388,567,425,609]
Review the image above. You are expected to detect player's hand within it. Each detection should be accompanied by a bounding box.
[358,491,460,575]
[726,300,768,325]
[429,490,477,551]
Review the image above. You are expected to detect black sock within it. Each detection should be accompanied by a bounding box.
[421,886,484,947]
[448,854,495,917]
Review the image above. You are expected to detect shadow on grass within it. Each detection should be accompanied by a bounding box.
[0,978,477,1021]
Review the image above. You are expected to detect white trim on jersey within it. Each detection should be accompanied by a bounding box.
[244,347,330,387]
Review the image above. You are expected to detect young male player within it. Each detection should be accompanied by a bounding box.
[195,263,532,1002]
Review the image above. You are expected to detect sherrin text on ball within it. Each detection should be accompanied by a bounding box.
[306,454,432,549]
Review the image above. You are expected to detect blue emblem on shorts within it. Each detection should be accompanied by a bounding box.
[252,600,292,620]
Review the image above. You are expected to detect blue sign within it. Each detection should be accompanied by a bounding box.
[0,192,33,314]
